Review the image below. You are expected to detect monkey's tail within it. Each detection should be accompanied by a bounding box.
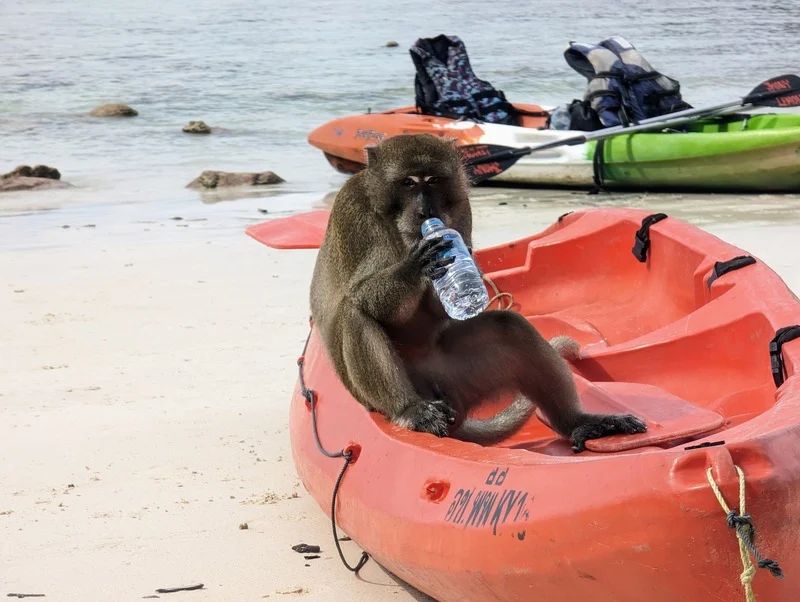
[549,335,581,360]
[453,397,534,444]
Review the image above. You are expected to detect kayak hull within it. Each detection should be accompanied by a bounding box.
[280,208,800,601]
[308,108,800,191]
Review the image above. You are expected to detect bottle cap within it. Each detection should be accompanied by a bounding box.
[420,217,445,237]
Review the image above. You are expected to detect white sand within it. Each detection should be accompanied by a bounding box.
[0,228,428,601]
[2,192,799,601]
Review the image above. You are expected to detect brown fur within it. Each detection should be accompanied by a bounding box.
[309,134,646,449]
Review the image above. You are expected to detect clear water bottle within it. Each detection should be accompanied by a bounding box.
[548,103,572,130]
[421,218,489,320]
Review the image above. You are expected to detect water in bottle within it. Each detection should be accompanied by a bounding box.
[420,218,489,320]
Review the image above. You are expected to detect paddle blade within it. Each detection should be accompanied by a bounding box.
[746,74,800,107]
[245,210,330,249]
[458,143,523,184]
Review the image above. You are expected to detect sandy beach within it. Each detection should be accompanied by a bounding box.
[0,218,425,601]
[2,191,799,601]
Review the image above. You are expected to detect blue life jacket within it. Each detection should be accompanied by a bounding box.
[565,36,691,127]
[410,35,515,125]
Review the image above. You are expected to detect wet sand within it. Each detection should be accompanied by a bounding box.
[1,189,799,600]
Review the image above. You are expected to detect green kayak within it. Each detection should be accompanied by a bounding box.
[590,113,800,191]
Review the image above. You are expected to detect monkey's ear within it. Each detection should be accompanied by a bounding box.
[365,145,380,167]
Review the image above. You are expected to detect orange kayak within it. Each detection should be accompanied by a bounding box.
[247,208,800,601]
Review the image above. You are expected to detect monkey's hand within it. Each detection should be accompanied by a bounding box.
[395,400,456,437]
[348,237,455,324]
[408,237,455,281]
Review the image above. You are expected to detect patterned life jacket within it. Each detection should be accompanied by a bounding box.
[564,36,691,127]
[410,35,515,125]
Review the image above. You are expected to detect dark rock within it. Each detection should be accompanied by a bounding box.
[2,164,60,180]
[183,120,212,134]
[385,40,399,47]
[1,164,67,192]
[3,165,32,178]
[89,103,138,117]
[186,170,285,190]
[31,165,61,179]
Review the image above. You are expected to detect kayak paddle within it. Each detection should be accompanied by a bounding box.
[462,73,800,183]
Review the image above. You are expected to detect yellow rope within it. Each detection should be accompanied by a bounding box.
[483,274,514,311]
[705,466,756,602]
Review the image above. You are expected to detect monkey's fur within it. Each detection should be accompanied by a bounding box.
[310,134,646,450]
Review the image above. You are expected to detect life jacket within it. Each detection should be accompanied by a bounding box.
[564,36,691,127]
[410,35,515,125]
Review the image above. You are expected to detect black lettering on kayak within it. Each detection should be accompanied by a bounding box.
[443,469,532,536]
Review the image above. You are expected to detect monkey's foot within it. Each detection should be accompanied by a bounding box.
[570,414,647,453]
[394,400,456,437]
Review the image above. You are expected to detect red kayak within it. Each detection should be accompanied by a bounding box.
[247,208,799,601]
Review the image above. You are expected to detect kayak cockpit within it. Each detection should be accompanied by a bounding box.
[375,209,794,456]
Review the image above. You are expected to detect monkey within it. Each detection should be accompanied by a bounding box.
[309,133,646,451]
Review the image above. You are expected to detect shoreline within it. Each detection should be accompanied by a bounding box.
[2,190,799,600]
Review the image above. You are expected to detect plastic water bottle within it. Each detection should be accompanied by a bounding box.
[421,218,489,320]
[549,103,572,130]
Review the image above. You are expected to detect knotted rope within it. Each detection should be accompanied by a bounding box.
[705,465,783,602]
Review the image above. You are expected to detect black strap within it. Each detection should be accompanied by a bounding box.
[472,89,503,101]
[632,213,668,262]
[591,138,606,191]
[769,325,800,387]
[623,71,661,83]
[707,255,756,287]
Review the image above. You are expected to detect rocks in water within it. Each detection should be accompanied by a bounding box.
[89,103,138,117]
[0,164,70,192]
[183,120,212,134]
[3,164,61,180]
[385,40,399,47]
[186,170,285,190]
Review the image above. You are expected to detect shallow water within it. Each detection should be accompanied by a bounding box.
[1,0,799,254]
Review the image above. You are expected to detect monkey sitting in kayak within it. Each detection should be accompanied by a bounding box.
[309,133,646,450]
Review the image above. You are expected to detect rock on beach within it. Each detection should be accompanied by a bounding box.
[0,164,71,192]
[186,170,285,190]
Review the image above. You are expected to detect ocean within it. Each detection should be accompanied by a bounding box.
[1,0,799,249]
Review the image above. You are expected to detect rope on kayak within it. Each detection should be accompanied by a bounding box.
[297,327,370,574]
[483,274,514,310]
[705,465,783,602]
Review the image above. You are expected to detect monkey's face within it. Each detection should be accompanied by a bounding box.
[365,134,472,250]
